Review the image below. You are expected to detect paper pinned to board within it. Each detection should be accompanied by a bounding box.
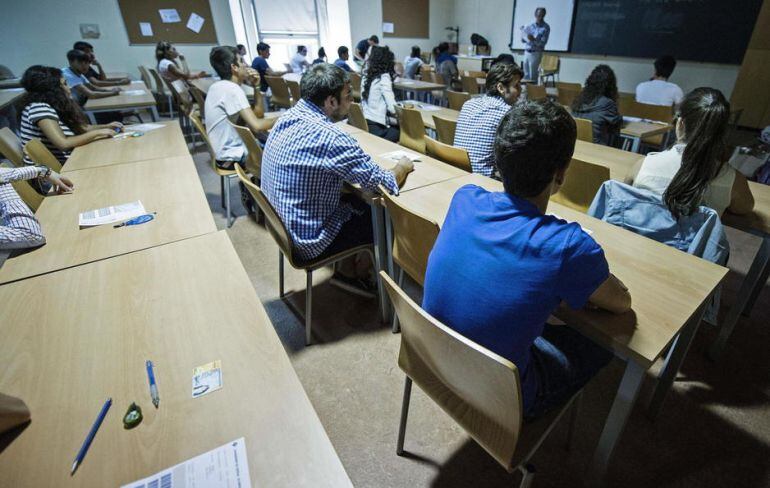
[383,22,395,34]
[158,8,181,23]
[139,22,153,36]
[120,438,252,488]
[186,12,205,33]
[380,150,421,163]
[79,201,146,227]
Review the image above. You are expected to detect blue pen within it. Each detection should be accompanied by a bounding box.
[146,360,159,408]
[71,398,112,475]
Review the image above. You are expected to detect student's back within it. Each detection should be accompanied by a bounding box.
[636,79,683,107]
[572,65,622,146]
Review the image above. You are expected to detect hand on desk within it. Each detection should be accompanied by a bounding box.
[93,128,117,140]
[47,171,74,194]
[392,157,415,188]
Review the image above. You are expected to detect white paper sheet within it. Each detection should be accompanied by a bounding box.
[120,89,146,96]
[380,150,421,163]
[121,438,251,488]
[124,123,165,132]
[186,12,205,33]
[158,8,181,23]
[139,22,153,36]
[78,201,145,227]
[383,22,394,33]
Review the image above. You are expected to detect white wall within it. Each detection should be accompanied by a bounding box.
[451,0,740,98]
[1,0,237,80]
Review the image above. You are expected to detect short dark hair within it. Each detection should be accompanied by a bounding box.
[485,62,523,96]
[654,55,677,79]
[301,63,349,107]
[438,42,450,53]
[209,46,240,79]
[410,46,421,58]
[297,45,307,53]
[257,42,270,53]
[495,100,576,197]
[338,46,349,57]
[237,44,245,50]
[369,35,379,43]
[535,7,546,15]
[491,54,516,67]
[67,49,90,63]
[73,41,93,51]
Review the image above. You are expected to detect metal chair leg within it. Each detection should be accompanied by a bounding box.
[396,376,412,455]
[220,176,226,209]
[518,464,536,488]
[391,268,405,334]
[279,251,285,297]
[565,391,583,451]
[305,271,313,346]
[224,176,233,228]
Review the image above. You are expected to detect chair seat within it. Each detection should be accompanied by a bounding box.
[213,166,237,178]
[505,396,576,472]
[289,243,373,272]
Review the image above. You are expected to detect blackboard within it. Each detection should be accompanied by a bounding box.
[570,0,763,64]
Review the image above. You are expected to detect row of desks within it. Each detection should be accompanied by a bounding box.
[0,121,353,486]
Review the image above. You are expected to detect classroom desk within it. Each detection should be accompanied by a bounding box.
[190,76,255,97]
[84,81,159,124]
[573,140,644,181]
[394,79,446,92]
[392,173,727,485]
[0,87,24,109]
[65,121,189,171]
[0,231,353,488]
[0,155,216,285]
[105,71,131,79]
[0,77,22,89]
[403,102,460,130]
[338,122,363,135]
[620,121,672,153]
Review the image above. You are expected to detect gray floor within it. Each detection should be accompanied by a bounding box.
[187,136,770,488]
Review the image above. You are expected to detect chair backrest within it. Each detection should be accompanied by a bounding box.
[349,72,362,100]
[425,136,471,172]
[460,76,480,95]
[189,84,207,120]
[574,118,593,143]
[167,79,194,114]
[380,271,523,470]
[430,72,446,86]
[231,122,264,176]
[138,66,153,91]
[23,139,62,172]
[1,162,42,211]
[419,64,434,79]
[556,81,581,91]
[464,70,486,79]
[526,84,547,101]
[438,60,458,87]
[188,112,217,167]
[540,54,559,72]
[432,115,457,145]
[179,56,191,74]
[621,99,673,123]
[348,103,369,131]
[265,76,292,108]
[235,164,295,261]
[557,86,581,108]
[399,107,426,154]
[0,128,24,167]
[551,158,610,213]
[394,62,405,78]
[446,91,470,111]
[147,67,166,95]
[286,79,301,106]
[381,190,440,286]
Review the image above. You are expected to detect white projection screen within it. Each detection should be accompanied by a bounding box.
[510,0,575,52]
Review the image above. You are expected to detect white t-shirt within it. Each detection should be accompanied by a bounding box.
[204,80,251,161]
[635,79,684,107]
[290,53,308,74]
[633,144,736,215]
[158,59,177,82]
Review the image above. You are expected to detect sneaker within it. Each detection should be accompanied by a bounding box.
[329,272,377,299]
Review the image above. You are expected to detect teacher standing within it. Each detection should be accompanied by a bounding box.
[520,7,550,82]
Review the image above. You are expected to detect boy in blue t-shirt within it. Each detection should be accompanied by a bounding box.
[422,100,632,420]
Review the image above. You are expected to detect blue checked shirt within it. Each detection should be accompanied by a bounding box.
[261,99,399,261]
[1,166,45,251]
[522,22,550,52]
[453,95,512,177]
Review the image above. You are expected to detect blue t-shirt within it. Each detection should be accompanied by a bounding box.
[356,39,370,57]
[334,59,352,72]
[422,185,609,409]
[251,56,270,92]
[62,66,89,105]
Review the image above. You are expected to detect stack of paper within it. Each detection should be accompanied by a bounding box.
[379,150,421,163]
[78,201,145,227]
[124,123,165,132]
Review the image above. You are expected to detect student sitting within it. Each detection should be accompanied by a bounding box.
[19,66,121,168]
[454,62,522,176]
[354,35,379,63]
[403,46,424,79]
[313,47,327,65]
[62,49,120,106]
[261,63,413,294]
[423,100,631,420]
[572,64,623,146]
[251,42,286,94]
[362,46,399,142]
[205,46,269,171]
[636,55,684,107]
[334,46,353,72]
[627,87,754,216]
[435,42,458,85]
[236,44,249,65]
[73,41,130,87]
[290,46,311,74]
[155,41,207,82]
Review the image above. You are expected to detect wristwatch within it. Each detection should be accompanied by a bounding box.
[35,165,52,180]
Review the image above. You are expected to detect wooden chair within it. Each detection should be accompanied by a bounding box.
[428,72,448,104]
[425,136,471,172]
[137,65,153,91]
[575,118,593,143]
[418,64,433,80]
[620,100,674,148]
[557,86,581,109]
[526,84,547,101]
[0,162,42,211]
[399,107,426,154]
[461,75,481,95]
[349,72,362,102]
[23,139,62,172]
[236,164,375,345]
[188,84,207,120]
[551,158,611,213]
[188,112,237,227]
[286,79,301,107]
[432,115,456,145]
[179,56,191,74]
[0,127,24,167]
[265,76,292,109]
[464,70,486,79]
[147,67,174,117]
[447,90,470,111]
[348,103,369,132]
[394,62,405,78]
[230,122,264,178]
[166,79,197,141]
[539,55,560,86]
[380,271,583,488]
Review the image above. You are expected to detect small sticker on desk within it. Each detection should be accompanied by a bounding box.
[192,360,222,398]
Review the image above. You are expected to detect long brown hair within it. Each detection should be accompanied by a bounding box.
[19,66,88,134]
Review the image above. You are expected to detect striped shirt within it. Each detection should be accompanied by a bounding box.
[1,165,45,251]
[261,99,398,261]
[453,95,511,176]
[20,103,75,166]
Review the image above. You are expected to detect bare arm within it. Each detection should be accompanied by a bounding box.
[38,119,115,150]
[390,157,414,188]
[168,63,206,81]
[88,76,130,87]
[74,84,118,100]
[587,273,632,314]
[726,170,755,215]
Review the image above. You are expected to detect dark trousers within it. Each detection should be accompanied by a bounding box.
[367,120,400,143]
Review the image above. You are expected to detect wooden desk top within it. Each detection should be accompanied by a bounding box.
[65,121,189,171]
[84,81,156,111]
[621,121,672,139]
[394,173,727,367]
[190,77,255,97]
[0,87,24,109]
[394,79,446,91]
[722,180,770,236]
[338,122,363,135]
[0,155,216,284]
[0,78,22,89]
[0,231,352,488]
[405,103,459,130]
[573,140,644,181]
[350,130,466,192]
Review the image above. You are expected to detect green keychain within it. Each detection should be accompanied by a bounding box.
[123,402,143,429]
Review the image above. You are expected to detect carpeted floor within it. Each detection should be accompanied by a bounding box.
[187,136,770,488]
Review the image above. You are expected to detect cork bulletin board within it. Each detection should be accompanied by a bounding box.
[118,0,219,45]
[382,0,430,39]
